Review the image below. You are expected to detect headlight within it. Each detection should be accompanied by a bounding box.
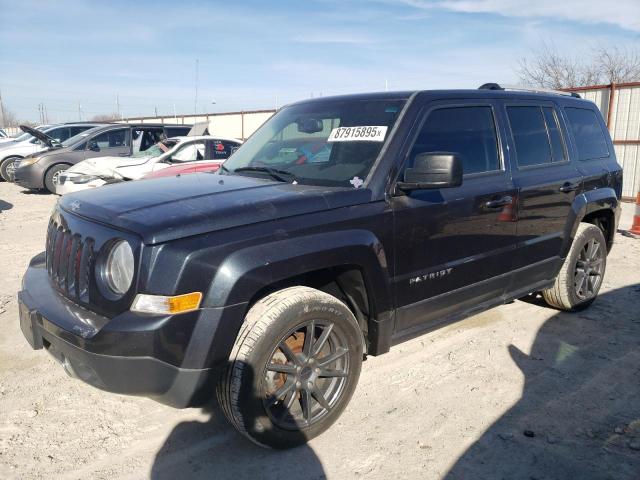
[71,174,100,184]
[103,240,134,295]
[19,157,39,167]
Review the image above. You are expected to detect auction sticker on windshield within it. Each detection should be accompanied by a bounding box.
[328,126,388,142]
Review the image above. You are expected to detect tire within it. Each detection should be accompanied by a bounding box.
[542,223,607,311]
[0,156,21,182]
[217,286,363,449]
[44,164,70,194]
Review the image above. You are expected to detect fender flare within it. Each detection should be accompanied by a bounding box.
[202,229,392,317]
[561,187,619,258]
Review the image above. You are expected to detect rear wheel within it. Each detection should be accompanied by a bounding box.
[217,286,363,449]
[0,156,21,182]
[44,164,70,193]
[542,223,607,311]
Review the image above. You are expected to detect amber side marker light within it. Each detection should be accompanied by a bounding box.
[131,292,203,314]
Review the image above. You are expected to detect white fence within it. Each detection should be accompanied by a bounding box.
[568,82,640,199]
[118,109,276,141]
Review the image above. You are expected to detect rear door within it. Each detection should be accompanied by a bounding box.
[392,99,518,332]
[503,101,582,293]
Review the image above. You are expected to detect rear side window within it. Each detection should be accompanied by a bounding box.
[69,126,92,137]
[507,106,552,167]
[409,106,500,175]
[47,127,71,142]
[210,140,241,160]
[542,108,567,163]
[564,107,609,160]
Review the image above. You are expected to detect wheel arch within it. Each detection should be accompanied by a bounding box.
[562,187,619,257]
[200,230,394,356]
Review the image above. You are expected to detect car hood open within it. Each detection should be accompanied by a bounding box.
[19,125,60,148]
[59,173,370,244]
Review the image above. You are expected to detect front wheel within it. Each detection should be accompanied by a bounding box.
[0,156,21,182]
[44,164,70,194]
[542,223,607,311]
[217,286,363,449]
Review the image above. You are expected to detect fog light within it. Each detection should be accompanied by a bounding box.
[131,292,202,314]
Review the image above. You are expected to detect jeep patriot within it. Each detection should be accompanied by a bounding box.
[18,84,622,448]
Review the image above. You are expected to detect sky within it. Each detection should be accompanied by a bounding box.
[0,0,639,122]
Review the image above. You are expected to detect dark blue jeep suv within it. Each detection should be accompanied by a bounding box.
[18,84,622,448]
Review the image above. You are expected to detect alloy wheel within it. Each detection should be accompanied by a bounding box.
[574,238,604,300]
[263,320,350,430]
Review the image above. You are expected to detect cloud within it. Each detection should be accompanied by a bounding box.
[398,0,640,32]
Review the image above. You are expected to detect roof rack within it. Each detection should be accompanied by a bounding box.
[478,83,581,98]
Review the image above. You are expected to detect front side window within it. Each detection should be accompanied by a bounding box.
[210,140,241,160]
[171,141,205,162]
[222,98,407,187]
[92,129,128,149]
[564,107,609,160]
[408,106,500,175]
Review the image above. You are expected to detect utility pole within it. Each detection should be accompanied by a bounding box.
[0,90,6,128]
[173,103,177,122]
[78,102,82,121]
[385,79,389,92]
[116,94,120,119]
[194,58,199,115]
[154,106,158,117]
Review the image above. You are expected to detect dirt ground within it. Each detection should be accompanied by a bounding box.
[0,181,639,480]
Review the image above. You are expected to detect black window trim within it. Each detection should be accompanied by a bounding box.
[397,101,506,184]
[504,101,571,171]
[562,105,611,162]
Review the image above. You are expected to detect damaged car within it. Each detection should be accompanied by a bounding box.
[55,136,242,194]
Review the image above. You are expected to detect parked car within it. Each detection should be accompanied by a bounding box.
[13,123,192,192]
[0,123,103,181]
[18,85,622,449]
[0,124,52,147]
[143,159,224,179]
[0,128,8,138]
[56,136,241,195]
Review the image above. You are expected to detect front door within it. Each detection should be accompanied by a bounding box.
[392,100,517,333]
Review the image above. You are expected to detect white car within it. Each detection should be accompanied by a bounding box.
[0,123,103,181]
[55,135,242,195]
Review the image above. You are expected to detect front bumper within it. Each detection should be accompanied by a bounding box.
[14,162,45,189]
[19,253,247,408]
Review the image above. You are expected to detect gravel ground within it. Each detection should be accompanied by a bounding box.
[0,181,639,480]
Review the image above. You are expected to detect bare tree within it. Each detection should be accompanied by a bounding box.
[0,106,19,128]
[517,44,640,89]
[89,113,120,122]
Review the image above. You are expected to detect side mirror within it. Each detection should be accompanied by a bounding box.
[396,152,463,192]
[88,141,100,152]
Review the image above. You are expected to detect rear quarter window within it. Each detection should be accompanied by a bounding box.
[564,107,609,160]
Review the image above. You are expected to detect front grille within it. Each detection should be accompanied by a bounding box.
[46,219,95,303]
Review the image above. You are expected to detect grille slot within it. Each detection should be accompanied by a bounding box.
[45,219,94,303]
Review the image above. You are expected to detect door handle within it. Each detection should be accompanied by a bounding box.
[119,152,130,157]
[485,195,513,209]
[559,182,579,193]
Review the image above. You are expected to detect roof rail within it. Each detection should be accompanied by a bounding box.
[478,83,581,98]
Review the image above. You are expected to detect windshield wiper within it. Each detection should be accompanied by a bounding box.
[233,166,296,183]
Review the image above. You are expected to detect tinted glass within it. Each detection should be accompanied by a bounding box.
[542,107,566,163]
[409,106,500,175]
[507,106,552,167]
[565,107,609,160]
[46,127,71,142]
[92,129,128,149]
[211,140,241,160]
[69,126,93,137]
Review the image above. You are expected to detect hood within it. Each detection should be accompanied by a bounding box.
[68,156,151,178]
[59,173,371,244]
[20,125,60,148]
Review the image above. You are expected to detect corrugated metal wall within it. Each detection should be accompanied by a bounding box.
[569,83,640,199]
[119,109,276,140]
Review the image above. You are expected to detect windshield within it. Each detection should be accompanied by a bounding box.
[222,98,406,187]
[132,139,176,158]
